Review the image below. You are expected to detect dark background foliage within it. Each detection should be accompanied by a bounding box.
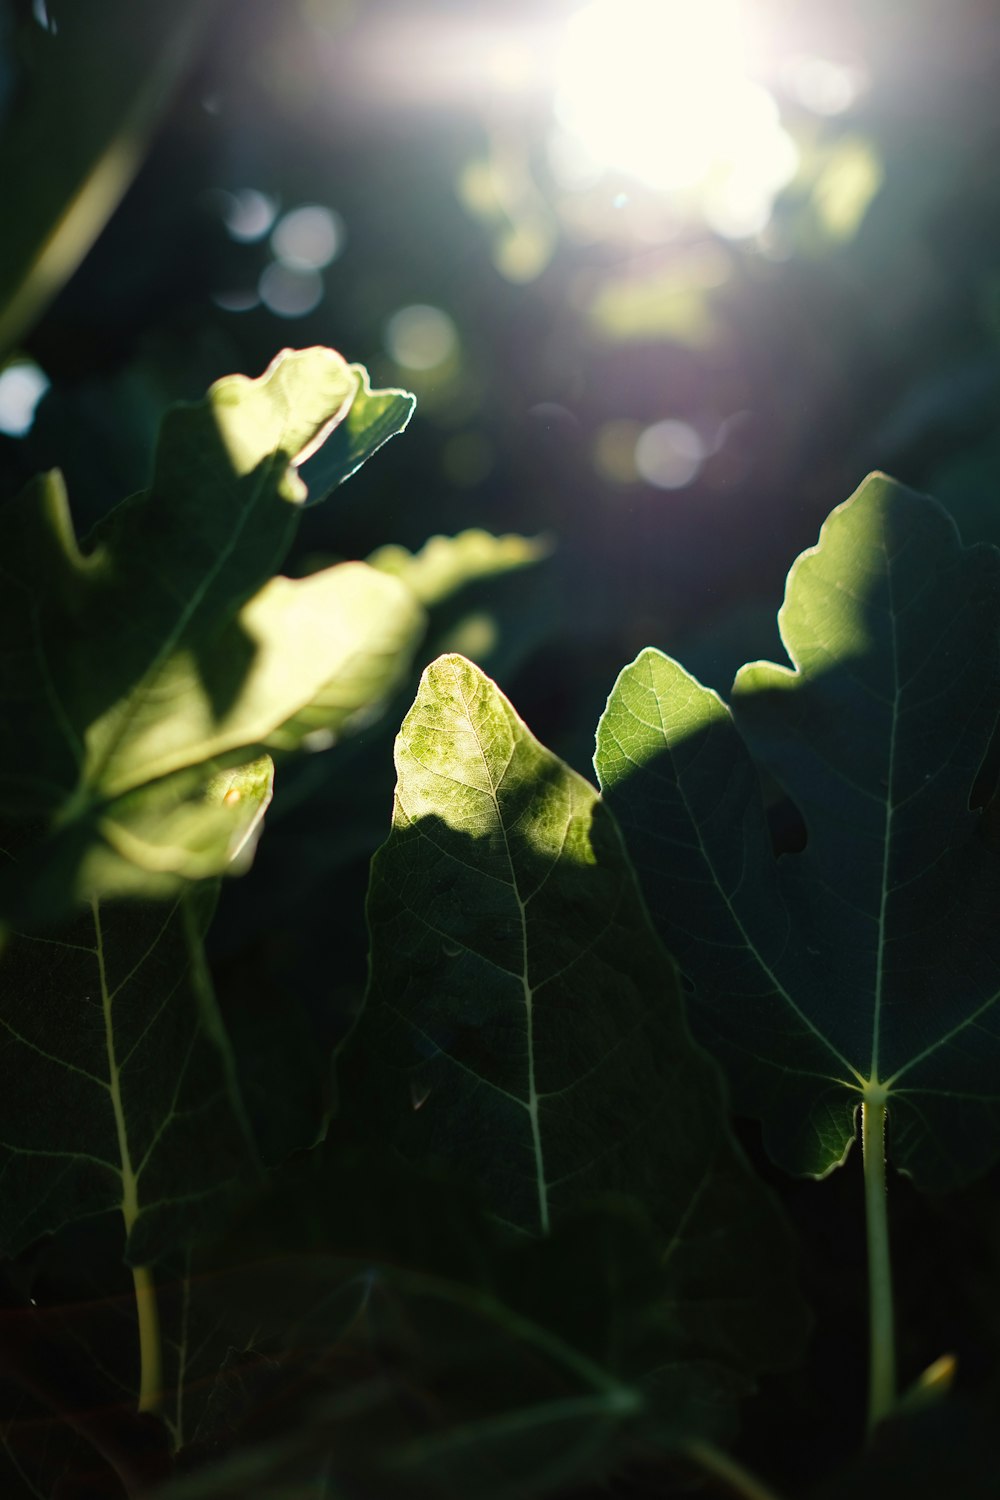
[3,0,1000,1492]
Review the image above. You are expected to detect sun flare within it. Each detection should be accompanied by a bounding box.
[553,0,796,234]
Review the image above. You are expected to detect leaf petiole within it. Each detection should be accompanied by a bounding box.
[684,1438,787,1500]
[862,1093,896,1434]
[132,1262,163,1414]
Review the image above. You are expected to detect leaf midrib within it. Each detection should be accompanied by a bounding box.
[638,657,865,1088]
[454,662,551,1236]
[93,896,139,1232]
[869,525,900,1086]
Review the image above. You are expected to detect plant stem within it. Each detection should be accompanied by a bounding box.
[93,896,166,1418]
[132,1263,163,1414]
[862,1096,895,1434]
[684,1439,786,1500]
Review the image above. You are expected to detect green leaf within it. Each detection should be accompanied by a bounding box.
[0,0,217,358]
[0,889,258,1262]
[300,363,415,503]
[198,535,556,1169]
[353,654,806,1393]
[0,1269,170,1498]
[0,349,423,924]
[0,1389,127,1500]
[256,562,424,754]
[2,755,275,926]
[158,1154,734,1499]
[595,473,1000,1188]
[262,526,551,856]
[368,528,552,607]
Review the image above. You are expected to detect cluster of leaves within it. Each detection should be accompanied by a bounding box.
[3,348,1000,1498]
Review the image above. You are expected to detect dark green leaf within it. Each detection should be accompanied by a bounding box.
[0,889,258,1261]
[353,654,806,1394]
[300,363,415,503]
[0,1387,129,1500]
[596,473,1000,1188]
[159,1154,726,1500]
[0,1273,170,1500]
[368,528,552,607]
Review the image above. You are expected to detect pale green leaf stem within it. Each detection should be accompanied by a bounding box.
[92,895,163,1410]
[862,1096,895,1433]
[684,1438,787,1500]
[596,473,1000,1428]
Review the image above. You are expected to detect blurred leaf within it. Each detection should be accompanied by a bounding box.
[809,1396,1000,1499]
[586,250,728,348]
[930,421,1000,550]
[20,356,205,537]
[0,0,216,357]
[368,528,552,607]
[867,355,1000,476]
[160,1156,741,1500]
[0,348,422,925]
[810,137,884,243]
[596,473,1000,1188]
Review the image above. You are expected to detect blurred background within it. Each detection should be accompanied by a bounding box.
[4,0,1000,1470]
[6,0,1000,718]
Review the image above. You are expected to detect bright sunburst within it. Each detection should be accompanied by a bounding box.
[552,0,796,235]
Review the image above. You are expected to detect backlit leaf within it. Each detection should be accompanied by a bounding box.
[0,349,423,925]
[368,528,552,607]
[300,363,415,503]
[596,473,1000,1188]
[354,654,807,1404]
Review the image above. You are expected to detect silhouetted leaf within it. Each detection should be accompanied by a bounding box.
[159,1155,735,1500]
[0,888,258,1262]
[596,473,1000,1188]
